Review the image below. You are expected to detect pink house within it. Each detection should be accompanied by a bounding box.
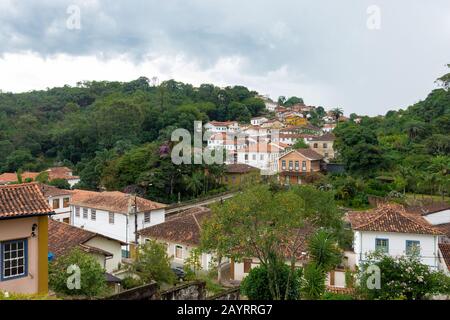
[0,183,53,295]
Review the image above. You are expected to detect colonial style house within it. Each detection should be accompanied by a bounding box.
[221,164,260,187]
[70,190,167,257]
[308,133,336,160]
[0,183,53,295]
[206,132,248,152]
[250,117,268,126]
[45,167,80,188]
[204,121,240,133]
[48,219,125,273]
[278,148,323,185]
[138,207,214,271]
[237,142,290,174]
[39,184,72,223]
[260,119,284,129]
[346,204,443,270]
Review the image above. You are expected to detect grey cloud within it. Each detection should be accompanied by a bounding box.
[0,0,449,115]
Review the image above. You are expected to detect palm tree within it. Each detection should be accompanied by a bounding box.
[184,172,204,198]
[307,230,342,271]
[330,107,344,123]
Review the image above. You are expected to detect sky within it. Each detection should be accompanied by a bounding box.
[0,0,449,116]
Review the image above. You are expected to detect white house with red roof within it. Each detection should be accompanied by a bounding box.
[204,121,240,133]
[346,204,443,269]
[237,141,290,174]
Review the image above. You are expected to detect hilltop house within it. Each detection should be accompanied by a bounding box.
[138,207,214,271]
[48,219,125,273]
[346,204,443,269]
[278,148,323,185]
[45,167,80,187]
[204,121,240,133]
[221,164,261,187]
[250,117,268,126]
[70,190,167,257]
[237,142,290,174]
[0,183,53,295]
[308,133,336,160]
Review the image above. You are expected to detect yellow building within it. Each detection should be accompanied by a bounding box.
[285,115,308,126]
[221,164,261,188]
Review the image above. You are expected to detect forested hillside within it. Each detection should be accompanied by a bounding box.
[0,78,266,202]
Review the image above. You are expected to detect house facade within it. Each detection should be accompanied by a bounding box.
[45,167,80,187]
[347,204,443,269]
[250,117,268,126]
[138,207,214,271]
[237,142,289,174]
[204,121,240,133]
[308,133,336,160]
[39,184,72,223]
[48,219,125,273]
[0,183,53,295]
[278,148,323,185]
[70,190,166,257]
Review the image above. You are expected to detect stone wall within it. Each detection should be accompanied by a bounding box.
[208,287,240,300]
[159,281,206,300]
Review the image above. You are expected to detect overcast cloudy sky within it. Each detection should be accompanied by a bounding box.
[0,0,449,115]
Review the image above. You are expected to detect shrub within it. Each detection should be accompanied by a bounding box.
[241,263,302,300]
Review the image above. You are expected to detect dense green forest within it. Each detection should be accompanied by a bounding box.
[0,78,266,202]
[327,67,450,207]
[0,68,448,205]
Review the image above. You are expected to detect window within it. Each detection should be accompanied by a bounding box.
[260,154,264,160]
[91,209,96,221]
[324,153,329,158]
[313,143,318,148]
[244,154,248,161]
[75,206,80,217]
[1,239,27,280]
[406,240,420,255]
[289,160,293,170]
[175,245,183,259]
[63,197,70,208]
[252,154,256,161]
[109,212,115,224]
[323,143,328,148]
[281,160,286,170]
[82,208,88,219]
[243,259,252,273]
[52,199,60,209]
[302,161,307,171]
[375,238,389,253]
[144,212,151,223]
[295,161,299,171]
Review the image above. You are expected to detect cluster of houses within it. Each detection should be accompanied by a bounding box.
[1,177,449,296]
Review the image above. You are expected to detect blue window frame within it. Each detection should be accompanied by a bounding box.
[406,240,420,256]
[375,238,389,254]
[1,239,28,281]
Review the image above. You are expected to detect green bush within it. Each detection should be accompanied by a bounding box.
[241,263,302,300]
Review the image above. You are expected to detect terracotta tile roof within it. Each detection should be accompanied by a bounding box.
[326,286,355,295]
[138,206,210,246]
[206,121,238,127]
[439,243,450,270]
[226,164,260,174]
[238,142,286,153]
[0,171,40,184]
[0,183,54,219]
[279,148,323,161]
[309,133,336,142]
[70,189,166,214]
[38,184,72,197]
[46,167,80,181]
[347,204,442,235]
[48,219,120,257]
[436,223,450,239]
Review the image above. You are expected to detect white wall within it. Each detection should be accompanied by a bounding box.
[71,205,165,244]
[423,210,450,225]
[354,231,440,269]
[85,236,123,273]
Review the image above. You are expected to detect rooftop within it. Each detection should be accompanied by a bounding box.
[226,163,260,174]
[0,183,54,219]
[439,243,450,270]
[309,133,336,142]
[70,189,167,214]
[347,204,442,235]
